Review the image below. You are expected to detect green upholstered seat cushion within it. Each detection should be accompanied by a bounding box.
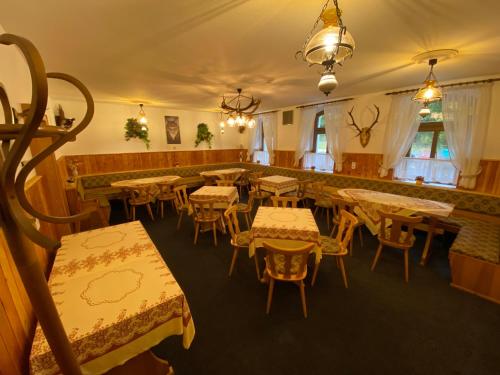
[450,220,500,264]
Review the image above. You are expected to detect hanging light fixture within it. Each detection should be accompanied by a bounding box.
[138,104,148,129]
[298,0,355,96]
[413,58,442,103]
[219,89,260,133]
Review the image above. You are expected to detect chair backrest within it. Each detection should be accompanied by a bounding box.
[190,197,218,221]
[251,179,265,193]
[225,172,241,181]
[271,196,299,208]
[377,210,423,247]
[331,196,358,223]
[224,205,241,242]
[173,185,189,210]
[297,179,312,199]
[203,175,216,186]
[157,181,175,195]
[124,185,151,204]
[238,171,250,184]
[246,189,256,209]
[249,172,263,184]
[263,241,315,280]
[216,179,235,187]
[333,209,359,252]
[312,181,327,201]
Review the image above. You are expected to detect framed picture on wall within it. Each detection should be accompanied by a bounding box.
[165,116,181,144]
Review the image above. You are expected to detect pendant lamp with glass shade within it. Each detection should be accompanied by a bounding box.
[138,104,148,130]
[298,0,355,95]
[413,58,443,104]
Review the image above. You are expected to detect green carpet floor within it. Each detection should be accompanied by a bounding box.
[109,197,500,375]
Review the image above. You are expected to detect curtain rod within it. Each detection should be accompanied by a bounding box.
[296,97,354,109]
[254,109,279,116]
[385,77,500,96]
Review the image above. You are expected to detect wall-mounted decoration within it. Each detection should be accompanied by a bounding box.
[165,116,181,144]
[124,118,150,149]
[194,123,213,149]
[347,105,380,148]
[282,110,294,125]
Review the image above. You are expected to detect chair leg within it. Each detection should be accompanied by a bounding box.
[177,210,183,230]
[358,226,364,247]
[404,249,409,283]
[131,206,136,221]
[228,246,239,277]
[193,222,199,244]
[338,257,348,288]
[326,208,330,230]
[313,206,319,217]
[212,222,218,246]
[371,243,383,271]
[146,203,154,220]
[244,213,250,230]
[266,279,275,314]
[254,253,261,280]
[311,262,320,286]
[122,198,129,220]
[299,281,307,318]
[330,223,338,238]
[161,201,165,219]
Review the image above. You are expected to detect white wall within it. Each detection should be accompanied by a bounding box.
[54,99,245,155]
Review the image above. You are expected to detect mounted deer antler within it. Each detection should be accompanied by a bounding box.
[347,105,380,148]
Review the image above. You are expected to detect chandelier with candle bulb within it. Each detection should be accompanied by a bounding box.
[219,89,260,134]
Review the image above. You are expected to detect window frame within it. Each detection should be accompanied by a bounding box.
[312,111,326,154]
[406,121,446,159]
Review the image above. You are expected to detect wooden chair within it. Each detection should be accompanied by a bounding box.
[224,205,260,279]
[234,170,250,196]
[173,185,190,230]
[216,179,235,187]
[263,241,315,318]
[312,181,334,228]
[156,181,177,218]
[73,197,109,233]
[311,209,358,287]
[251,179,272,207]
[190,197,221,246]
[202,175,216,186]
[370,211,423,282]
[236,189,255,229]
[124,185,154,221]
[283,179,312,207]
[270,196,299,208]
[331,197,364,255]
[248,171,263,184]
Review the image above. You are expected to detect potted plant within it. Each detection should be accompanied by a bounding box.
[415,176,425,185]
[124,118,150,149]
[194,123,214,149]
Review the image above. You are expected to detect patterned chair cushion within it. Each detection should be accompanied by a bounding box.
[450,220,500,264]
[319,236,347,255]
[235,231,251,247]
[315,199,333,208]
[380,229,416,245]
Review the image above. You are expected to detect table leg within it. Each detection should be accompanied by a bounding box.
[420,216,437,266]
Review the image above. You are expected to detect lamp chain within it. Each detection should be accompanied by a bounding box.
[297,0,331,60]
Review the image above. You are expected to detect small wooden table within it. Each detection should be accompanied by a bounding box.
[258,175,298,196]
[30,221,195,374]
[249,206,322,263]
[189,186,239,210]
[111,175,181,189]
[199,168,246,180]
[338,188,455,265]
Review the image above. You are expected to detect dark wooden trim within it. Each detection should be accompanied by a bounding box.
[312,111,325,153]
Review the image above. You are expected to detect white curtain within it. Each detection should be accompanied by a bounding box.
[379,93,421,177]
[303,152,334,171]
[395,158,458,185]
[294,107,317,166]
[442,84,492,189]
[262,112,278,165]
[253,150,269,165]
[324,102,347,172]
[246,114,262,161]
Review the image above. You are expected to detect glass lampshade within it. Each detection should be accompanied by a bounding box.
[247,118,256,128]
[227,116,236,127]
[305,25,355,65]
[318,71,338,96]
[413,80,442,102]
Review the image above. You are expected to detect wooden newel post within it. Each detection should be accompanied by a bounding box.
[0,33,94,374]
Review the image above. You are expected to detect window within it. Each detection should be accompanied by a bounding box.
[395,101,458,185]
[312,111,327,154]
[252,118,269,165]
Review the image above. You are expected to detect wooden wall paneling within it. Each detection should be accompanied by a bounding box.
[472,159,500,196]
[274,150,295,168]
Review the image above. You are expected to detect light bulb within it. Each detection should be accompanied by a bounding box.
[247,118,256,128]
[323,33,337,54]
[139,116,148,125]
[318,70,338,96]
[227,116,236,127]
[141,125,147,131]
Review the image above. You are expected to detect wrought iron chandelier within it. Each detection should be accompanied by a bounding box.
[298,0,355,96]
[219,89,260,133]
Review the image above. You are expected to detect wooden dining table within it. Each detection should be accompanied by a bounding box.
[110,175,181,189]
[30,221,195,375]
[338,188,455,265]
[258,175,298,196]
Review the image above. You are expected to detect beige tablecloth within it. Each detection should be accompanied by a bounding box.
[249,207,321,263]
[30,221,195,375]
[189,186,239,208]
[338,188,454,235]
[110,175,181,189]
[258,175,298,196]
[199,168,246,180]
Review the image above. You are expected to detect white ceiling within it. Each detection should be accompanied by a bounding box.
[1,0,500,111]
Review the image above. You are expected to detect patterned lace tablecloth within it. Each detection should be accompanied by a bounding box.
[199,168,246,179]
[249,207,321,263]
[338,188,455,235]
[258,175,298,196]
[189,186,239,206]
[30,221,195,375]
[110,175,181,188]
